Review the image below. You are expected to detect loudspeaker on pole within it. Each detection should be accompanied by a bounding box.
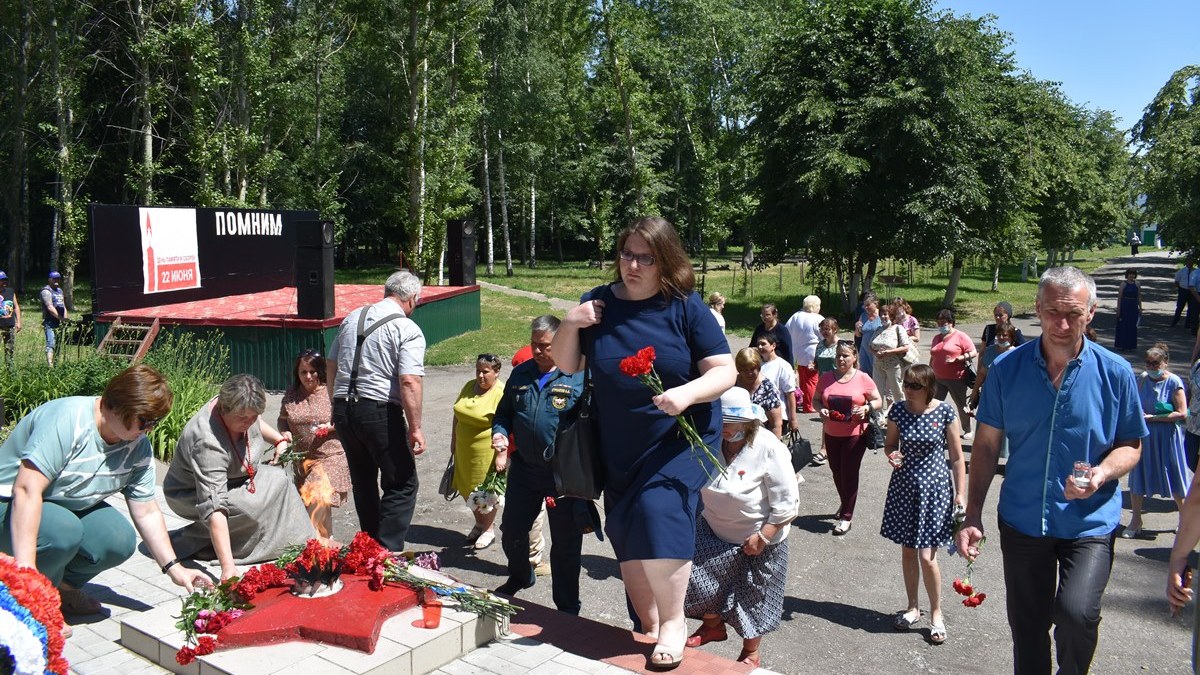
[447,219,477,286]
[295,220,335,319]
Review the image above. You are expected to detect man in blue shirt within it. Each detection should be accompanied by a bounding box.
[957,266,1147,675]
[491,315,588,614]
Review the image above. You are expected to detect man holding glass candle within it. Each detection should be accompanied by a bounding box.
[955,266,1148,675]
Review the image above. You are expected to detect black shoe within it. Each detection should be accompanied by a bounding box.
[494,573,535,596]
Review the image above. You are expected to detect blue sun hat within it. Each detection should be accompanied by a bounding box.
[720,386,766,424]
[0,271,7,281]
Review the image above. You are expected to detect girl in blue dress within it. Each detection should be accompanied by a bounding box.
[553,217,735,671]
[1124,343,1192,537]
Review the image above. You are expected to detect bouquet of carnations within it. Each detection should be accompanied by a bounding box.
[947,508,986,608]
[468,465,506,514]
[619,346,725,478]
[265,440,306,467]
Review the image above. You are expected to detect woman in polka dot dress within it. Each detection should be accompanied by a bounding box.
[880,363,967,645]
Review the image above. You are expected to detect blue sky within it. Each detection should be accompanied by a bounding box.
[937,1,1200,132]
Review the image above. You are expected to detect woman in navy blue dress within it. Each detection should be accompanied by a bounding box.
[554,216,735,671]
[1114,268,1141,352]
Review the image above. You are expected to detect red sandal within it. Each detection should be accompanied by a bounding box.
[685,622,728,648]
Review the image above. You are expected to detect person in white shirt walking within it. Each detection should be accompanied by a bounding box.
[754,333,798,434]
[785,295,824,414]
[1175,260,1197,330]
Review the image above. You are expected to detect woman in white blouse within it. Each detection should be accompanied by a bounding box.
[682,387,800,668]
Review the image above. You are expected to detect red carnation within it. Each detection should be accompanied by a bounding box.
[176,647,197,665]
[619,346,655,377]
[195,636,217,656]
[545,496,557,508]
[952,579,973,596]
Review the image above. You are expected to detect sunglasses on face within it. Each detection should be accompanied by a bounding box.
[299,348,321,358]
[902,381,924,391]
[477,353,498,361]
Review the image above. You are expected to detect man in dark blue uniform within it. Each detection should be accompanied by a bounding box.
[491,315,588,613]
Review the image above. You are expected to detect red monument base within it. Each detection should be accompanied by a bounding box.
[216,576,419,654]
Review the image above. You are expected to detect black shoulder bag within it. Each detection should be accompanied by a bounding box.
[546,371,603,500]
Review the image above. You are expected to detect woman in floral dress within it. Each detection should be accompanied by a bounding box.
[278,349,350,539]
[735,348,784,439]
[880,363,966,645]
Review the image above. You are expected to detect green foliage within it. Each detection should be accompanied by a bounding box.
[1133,66,1200,253]
[142,331,230,461]
[0,355,123,423]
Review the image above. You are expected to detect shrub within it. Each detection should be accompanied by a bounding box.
[143,331,230,461]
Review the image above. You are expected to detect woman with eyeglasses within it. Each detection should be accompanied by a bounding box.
[813,340,882,535]
[165,374,315,581]
[555,216,735,671]
[880,364,966,645]
[0,365,208,619]
[1123,343,1191,538]
[452,353,506,549]
[735,348,784,439]
[277,349,349,538]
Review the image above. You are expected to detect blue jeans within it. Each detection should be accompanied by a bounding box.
[500,454,584,614]
[999,519,1115,675]
[44,323,57,353]
[0,499,136,587]
[333,398,418,552]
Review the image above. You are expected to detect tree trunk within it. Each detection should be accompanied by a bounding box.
[864,258,878,292]
[49,7,70,303]
[481,124,495,276]
[942,254,964,309]
[601,0,642,209]
[5,0,32,288]
[406,1,423,259]
[497,129,514,276]
[132,0,155,204]
[991,261,1000,292]
[528,179,536,269]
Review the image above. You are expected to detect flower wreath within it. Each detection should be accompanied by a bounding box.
[0,554,69,675]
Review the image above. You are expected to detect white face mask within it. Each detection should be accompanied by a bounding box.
[939,325,951,334]
[727,430,746,443]
[997,340,1011,348]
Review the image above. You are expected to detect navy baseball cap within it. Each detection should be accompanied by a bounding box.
[48,271,62,279]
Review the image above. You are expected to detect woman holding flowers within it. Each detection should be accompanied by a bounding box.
[813,340,882,536]
[0,365,207,617]
[165,374,315,581]
[554,216,735,671]
[880,363,966,645]
[450,353,505,549]
[277,349,350,539]
[683,387,799,667]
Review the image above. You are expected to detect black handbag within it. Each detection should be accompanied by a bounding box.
[437,453,458,501]
[865,410,887,450]
[964,363,978,389]
[787,430,814,472]
[547,372,604,500]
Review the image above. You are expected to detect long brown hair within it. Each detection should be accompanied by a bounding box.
[613,216,695,300]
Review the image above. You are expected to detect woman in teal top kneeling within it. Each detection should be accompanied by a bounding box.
[0,365,207,616]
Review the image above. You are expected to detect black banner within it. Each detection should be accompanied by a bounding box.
[89,204,319,313]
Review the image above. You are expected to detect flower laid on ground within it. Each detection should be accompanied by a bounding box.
[619,346,724,478]
[468,466,507,514]
[0,554,69,675]
[174,576,261,665]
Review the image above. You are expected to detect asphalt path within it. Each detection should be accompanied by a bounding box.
[282,249,1195,674]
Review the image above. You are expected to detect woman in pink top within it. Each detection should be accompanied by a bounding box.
[928,309,976,437]
[813,341,882,535]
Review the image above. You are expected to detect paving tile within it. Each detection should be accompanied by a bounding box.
[552,650,616,673]
[197,640,324,675]
[314,637,411,675]
[459,647,528,675]
[121,622,165,665]
[70,649,157,674]
[502,641,564,668]
[290,654,360,675]
[525,662,589,675]
[434,660,495,675]
[410,628,464,675]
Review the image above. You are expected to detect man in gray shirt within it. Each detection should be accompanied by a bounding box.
[327,270,426,551]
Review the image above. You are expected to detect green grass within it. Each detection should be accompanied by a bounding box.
[425,288,558,366]
[473,244,1130,338]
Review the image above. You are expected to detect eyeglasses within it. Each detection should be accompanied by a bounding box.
[619,249,655,267]
[902,381,924,391]
[299,348,321,358]
[138,416,162,431]
[477,353,499,362]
